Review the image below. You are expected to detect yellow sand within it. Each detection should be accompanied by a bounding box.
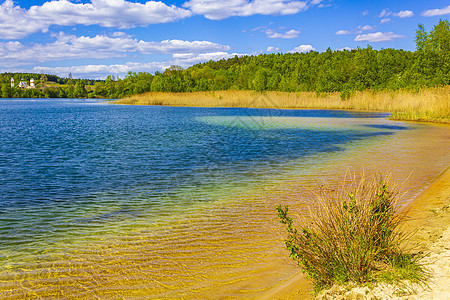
[265,168,450,299]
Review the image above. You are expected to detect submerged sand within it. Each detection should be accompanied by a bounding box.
[265,168,450,299]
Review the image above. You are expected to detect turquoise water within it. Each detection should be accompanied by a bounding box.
[0,99,393,250]
[1,99,447,298]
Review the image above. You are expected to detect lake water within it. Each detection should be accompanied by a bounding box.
[0,99,449,298]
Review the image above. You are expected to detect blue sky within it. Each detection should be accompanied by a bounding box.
[0,0,449,79]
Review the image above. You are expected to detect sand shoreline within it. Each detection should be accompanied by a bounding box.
[262,167,450,299]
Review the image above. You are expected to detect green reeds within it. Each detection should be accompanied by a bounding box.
[276,174,427,294]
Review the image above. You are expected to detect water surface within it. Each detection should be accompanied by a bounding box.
[0,99,448,298]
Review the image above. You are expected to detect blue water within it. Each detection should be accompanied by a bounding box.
[0,99,395,253]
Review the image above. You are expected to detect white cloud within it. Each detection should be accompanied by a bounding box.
[422,5,450,17]
[265,29,300,39]
[354,32,406,42]
[0,0,191,39]
[378,8,391,18]
[251,26,267,32]
[5,51,246,79]
[380,18,391,24]
[288,44,315,53]
[27,62,170,80]
[266,46,280,52]
[138,39,231,54]
[310,0,322,5]
[336,30,351,35]
[361,10,369,16]
[0,31,241,78]
[0,33,231,67]
[358,25,375,31]
[393,10,414,18]
[183,0,308,20]
[337,47,352,51]
[171,51,243,66]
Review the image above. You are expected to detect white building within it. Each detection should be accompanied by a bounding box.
[12,78,35,89]
[18,79,29,89]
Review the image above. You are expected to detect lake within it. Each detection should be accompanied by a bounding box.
[0,99,449,298]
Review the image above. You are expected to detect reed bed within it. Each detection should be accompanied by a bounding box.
[276,174,427,294]
[115,86,449,123]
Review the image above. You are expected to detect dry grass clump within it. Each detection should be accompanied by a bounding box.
[115,86,449,123]
[348,87,449,123]
[276,174,427,294]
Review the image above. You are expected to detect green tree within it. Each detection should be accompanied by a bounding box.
[104,75,115,97]
[429,19,450,52]
[415,24,428,51]
[252,68,268,91]
[74,80,87,98]
[1,84,11,98]
[40,74,48,87]
[150,74,164,92]
[93,82,105,97]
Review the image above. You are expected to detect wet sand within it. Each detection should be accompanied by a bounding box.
[264,167,450,299]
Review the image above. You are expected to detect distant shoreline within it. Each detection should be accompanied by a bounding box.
[114,87,450,124]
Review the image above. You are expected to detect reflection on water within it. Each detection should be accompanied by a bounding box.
[0,99,448,298]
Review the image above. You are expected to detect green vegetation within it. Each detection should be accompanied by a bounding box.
[276,175,427,294]
[0,72,102,99]
[1,20,448,100]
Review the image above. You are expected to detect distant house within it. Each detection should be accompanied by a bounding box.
[18,79,29,89]
[13,78,35,89]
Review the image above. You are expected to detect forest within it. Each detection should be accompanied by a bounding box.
[1,20,448,99]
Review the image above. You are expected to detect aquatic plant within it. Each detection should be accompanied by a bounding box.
[116,86,449,123]
[276,174,427,294]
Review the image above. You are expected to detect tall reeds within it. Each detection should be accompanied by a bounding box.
[276,174,427,294]
[115,86,449,123]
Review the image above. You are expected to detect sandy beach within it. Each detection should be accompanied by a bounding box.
[263,167,450,299]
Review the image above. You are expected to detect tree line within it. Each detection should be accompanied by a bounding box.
[1,20,448,99]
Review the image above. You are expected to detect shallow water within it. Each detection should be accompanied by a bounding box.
[0,99,448,298]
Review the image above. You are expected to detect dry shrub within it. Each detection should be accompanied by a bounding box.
[276,174,427,293]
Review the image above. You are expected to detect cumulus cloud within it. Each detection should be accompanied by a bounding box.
[337,25,374,36]
[0,33,231,66]
[138,39,231,54]
[336,30,351,35]
[357,25,375,33]
[422,5,450,17]
[354,32,406,42]
[172,51,242,66]
[380,18,391,24]
[4,51,245,79]
[27,62,170,80]
[266,46,280,52]
[0,32,240,78]
[0,0,191,39]
[265,29,300,39]
[288,44,315,53]
[183,0,308,20]
[393,10,414,18]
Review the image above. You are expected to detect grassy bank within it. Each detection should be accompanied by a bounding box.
[116,86,449,123]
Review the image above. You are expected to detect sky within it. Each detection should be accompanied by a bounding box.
[0,0,449,79]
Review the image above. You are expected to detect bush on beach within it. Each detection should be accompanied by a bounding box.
[276,174,427,294]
